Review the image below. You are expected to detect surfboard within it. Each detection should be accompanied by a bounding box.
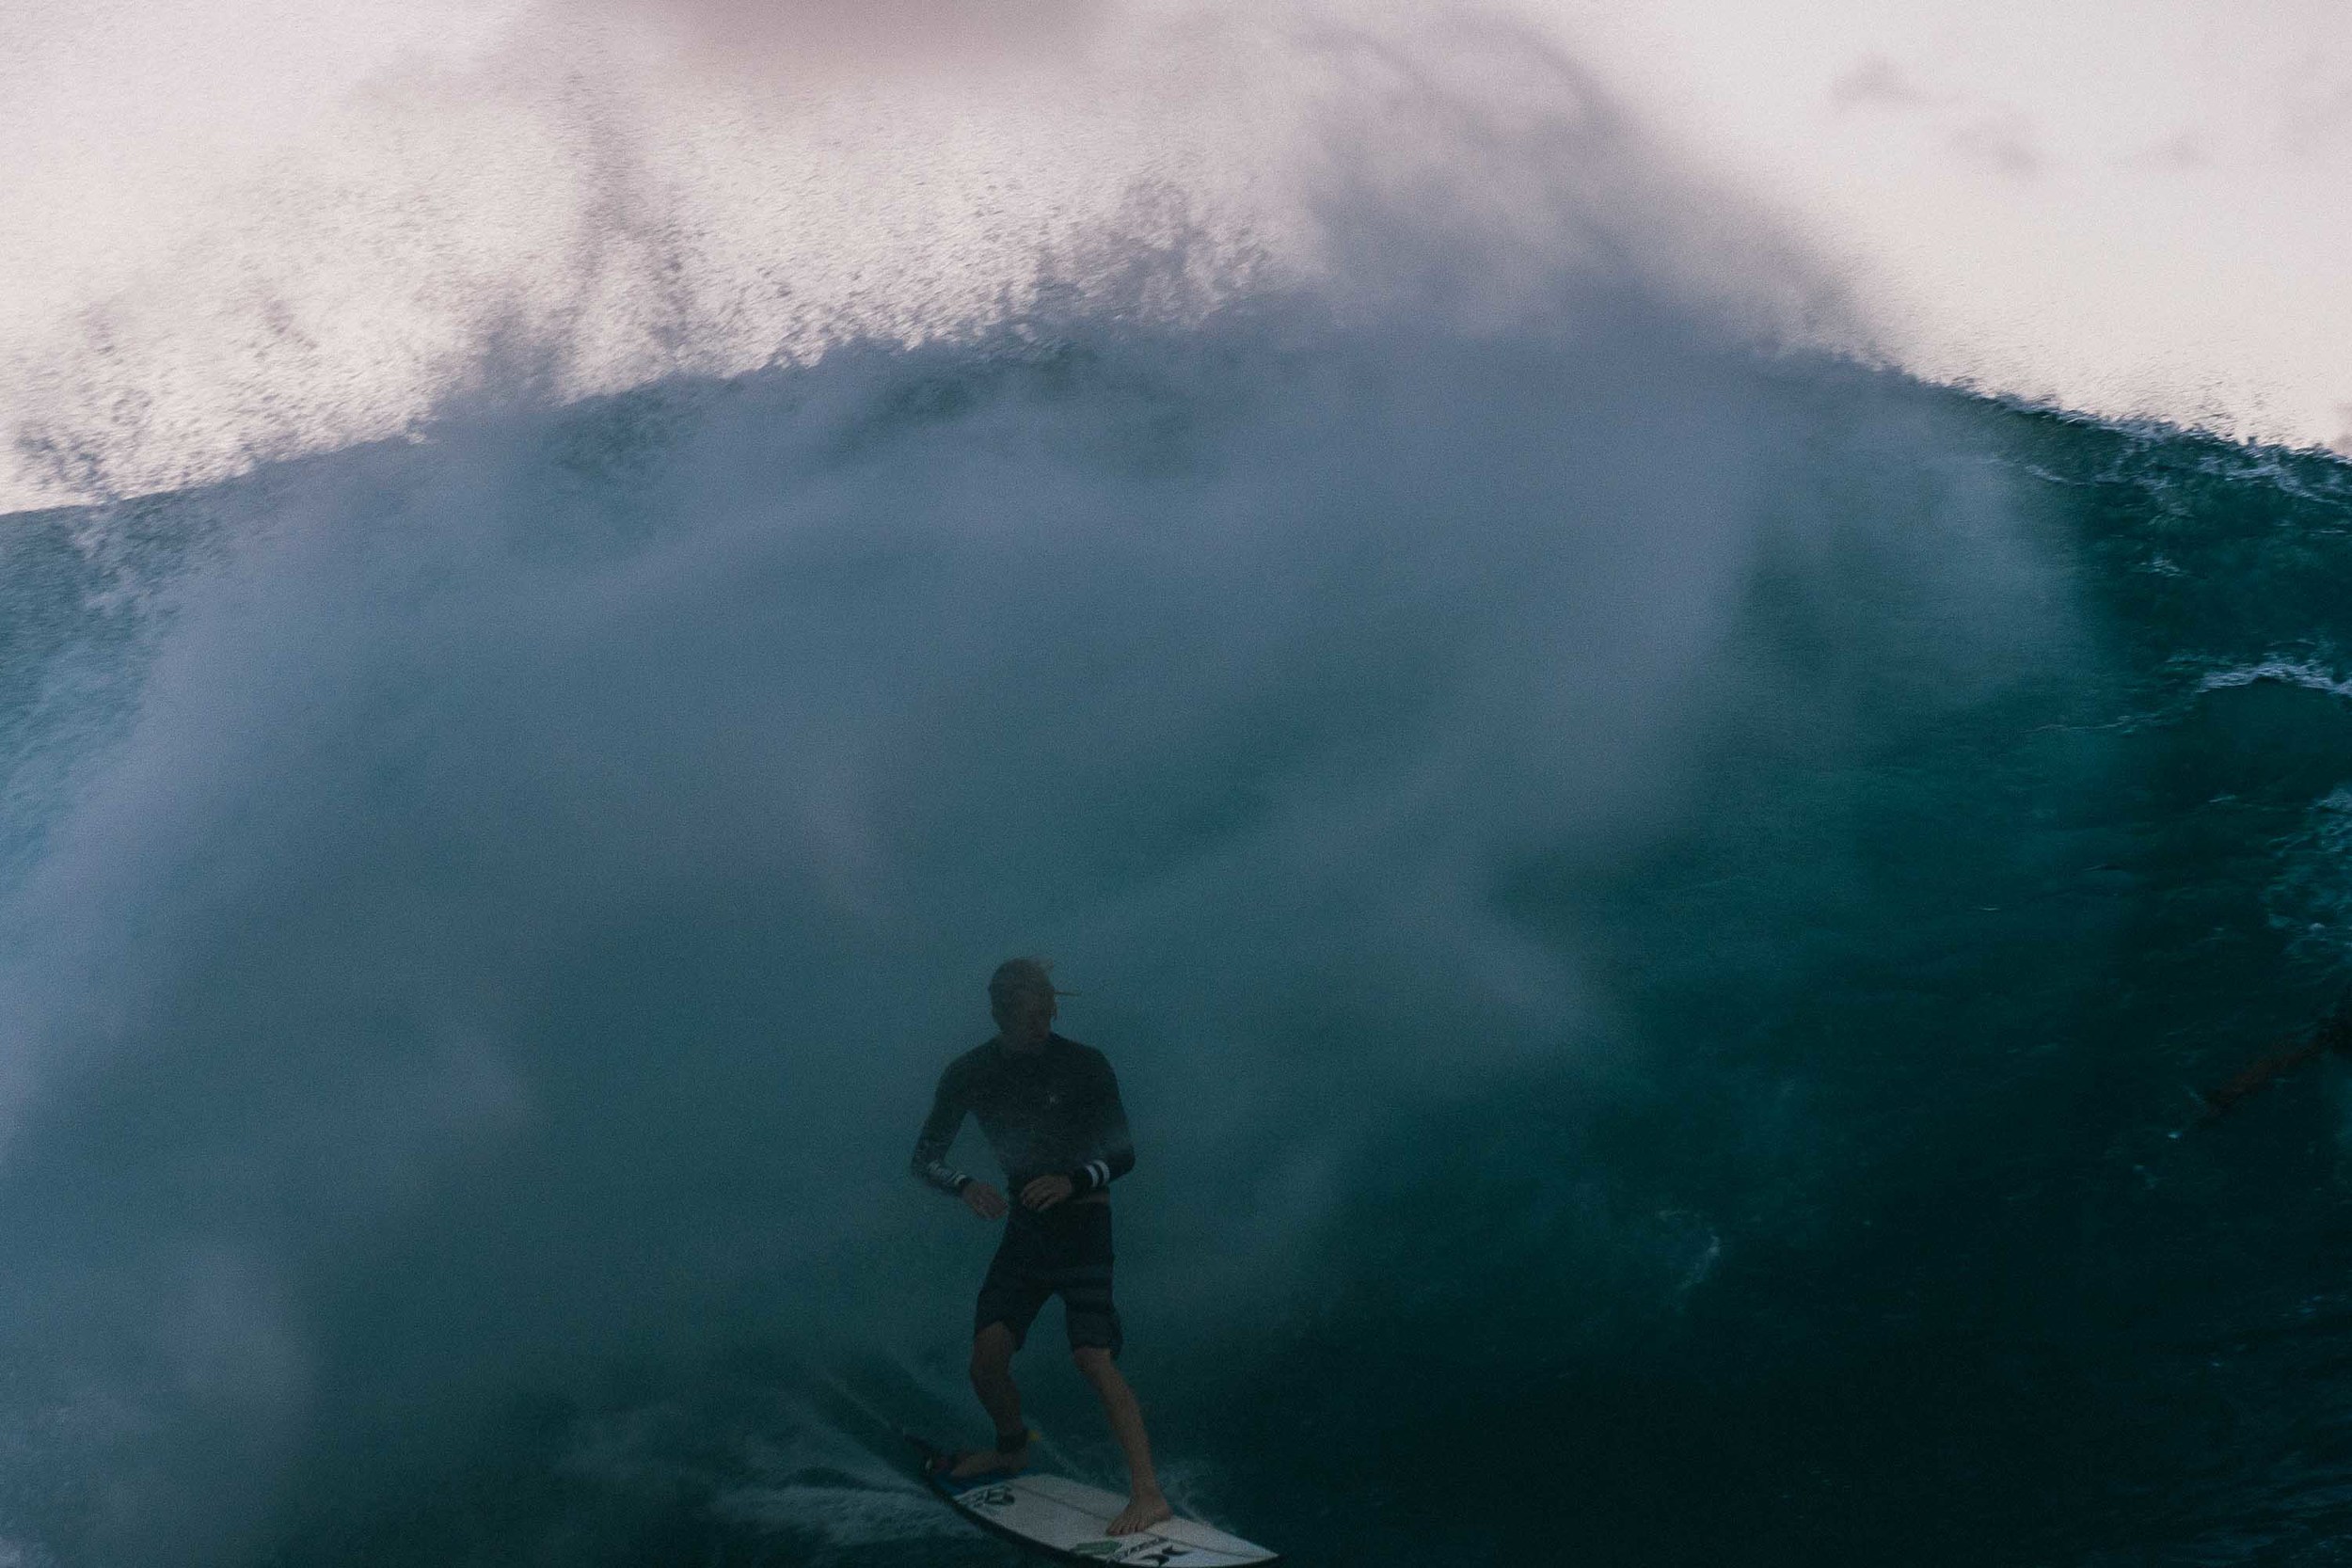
[911,1436,1280,1566]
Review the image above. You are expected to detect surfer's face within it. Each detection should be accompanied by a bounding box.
[993,991,1056,1050]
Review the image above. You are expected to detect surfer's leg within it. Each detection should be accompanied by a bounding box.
[1048,1204,1165,1531]
[969,1322,1023,1434]
[962,1227,1050,1469]
[1073,1347,1171,1535]
[946,1323,1030,1480]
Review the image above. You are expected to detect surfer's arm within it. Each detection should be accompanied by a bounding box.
[2200,1044,2317,1118]
[1069,1054,1136,1194]
[911,1067,974,1196]
[2197,1013,2352,1120]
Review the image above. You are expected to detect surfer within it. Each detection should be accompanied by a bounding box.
[910,958,1173,1536]
[2194,992,2352,1123]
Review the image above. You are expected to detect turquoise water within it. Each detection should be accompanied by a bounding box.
[3,289,2351,1567]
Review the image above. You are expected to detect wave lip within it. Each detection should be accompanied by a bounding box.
[0,5,1861,515]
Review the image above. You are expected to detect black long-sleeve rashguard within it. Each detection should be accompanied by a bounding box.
[911,1033,1135,1201]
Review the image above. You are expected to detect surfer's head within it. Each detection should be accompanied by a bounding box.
[989,958,1061,1050]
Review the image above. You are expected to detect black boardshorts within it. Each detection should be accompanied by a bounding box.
[975,1200,1121,1358]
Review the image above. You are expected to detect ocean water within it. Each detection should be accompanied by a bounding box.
[7,87,2352,1568]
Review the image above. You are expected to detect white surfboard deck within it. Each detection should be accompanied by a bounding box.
[929,1465,1280,1566]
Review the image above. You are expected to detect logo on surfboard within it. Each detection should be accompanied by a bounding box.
[1072,1541,1196,1565]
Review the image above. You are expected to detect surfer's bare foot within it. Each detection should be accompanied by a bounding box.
[945,1443,1026,1481]
[1106,1488,1172,1535]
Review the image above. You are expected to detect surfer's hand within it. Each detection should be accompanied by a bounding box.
[961,1181,1008,1220]
[1020,1174,1073,1212]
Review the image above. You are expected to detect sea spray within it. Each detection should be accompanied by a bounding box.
[4,11,2352,1568]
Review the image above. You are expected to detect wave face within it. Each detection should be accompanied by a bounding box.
[7,30,2352,1568]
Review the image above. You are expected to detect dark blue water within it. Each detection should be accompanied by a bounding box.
[3,277,2351,1568]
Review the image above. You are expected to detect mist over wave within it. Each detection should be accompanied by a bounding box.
[7,9,2352,1568]
[0,3,1851,514]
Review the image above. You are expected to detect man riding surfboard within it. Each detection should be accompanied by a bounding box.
[910,958,1173,1536]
